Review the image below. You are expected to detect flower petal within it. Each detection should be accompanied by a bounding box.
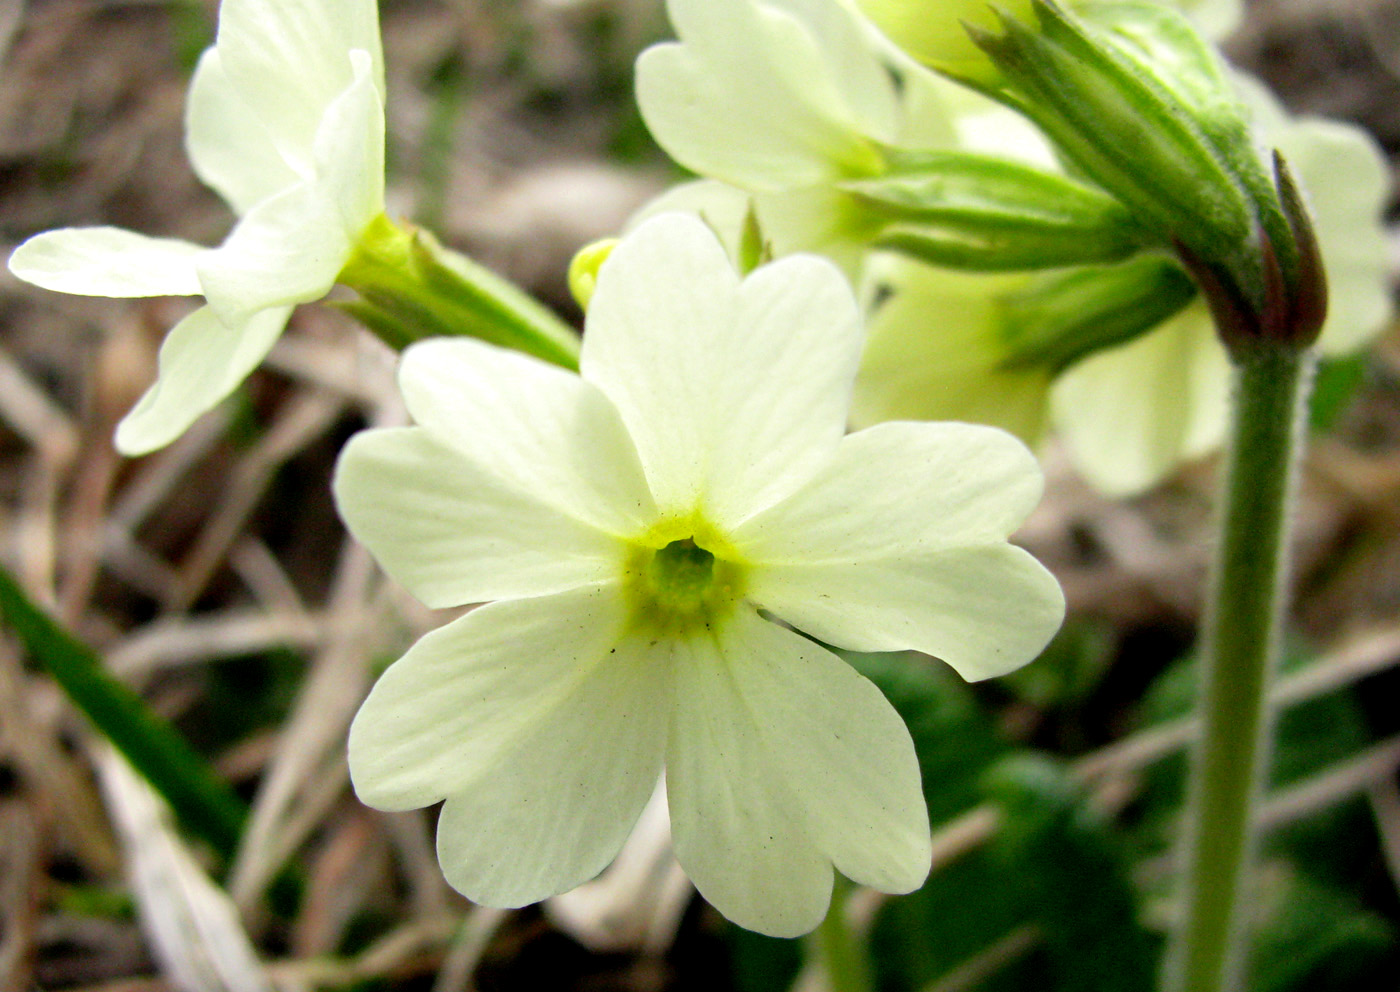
[721,610,930,893]
[397,338,655,536]
[666,628,832,938]
[582,213,862,526]
[1051,301,1230,496]
[667,609,930,936]
[310,50,385,246]
[333,427,622,608]
[748,544,1065,682]
[196,53,383,326]
[195,181,346,326]
[348,586,632,812]
[850,261,1052,442]
[349,585,669,906]
[115,304,291,455]
[185,49,299,215]
[627,178,755,260]
[215,0,384,174]
[737,421,1044,564]
[635,0,888,191]
[434,623,672,907]
[9,228,204,298]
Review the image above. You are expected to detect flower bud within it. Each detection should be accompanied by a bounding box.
[856,0,1034,78]
[567,238,618,311]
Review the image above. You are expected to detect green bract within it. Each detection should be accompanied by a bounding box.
[8,0,386,454]
[635,0,1146,277]
[847,150,1151,271]
[334,214,1065,937]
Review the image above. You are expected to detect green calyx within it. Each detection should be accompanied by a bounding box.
[997,253,1198,372]
[965,0,1325,351]
[846,150,1152,272]
[625,533,746,633]
[336,214,582,368]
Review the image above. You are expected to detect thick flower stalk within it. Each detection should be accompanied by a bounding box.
[8,0,386,454]
[334,214,1065,938]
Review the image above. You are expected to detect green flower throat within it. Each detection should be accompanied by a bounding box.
[625,530,747,633]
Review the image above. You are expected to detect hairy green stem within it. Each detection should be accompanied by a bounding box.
[810,881,874,992]
[1162,342,1313,992]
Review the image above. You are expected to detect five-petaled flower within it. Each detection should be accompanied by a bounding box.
[8,0,385,454]
[335,213,1065,937]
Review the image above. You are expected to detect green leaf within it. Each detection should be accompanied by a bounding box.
[871,848,1037,992]
[1250,868,1397,992]
[1000,617,1117,710]
[842,150,1151,271]
[982,755,1157,992]
[967,0,1253,261]
[1308,354,1367,432]
[0,565,247,858]
[726,925,804,992]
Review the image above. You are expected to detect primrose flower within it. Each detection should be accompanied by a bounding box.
[8,0,385,454]
[855,80,1392,495]
[634,0,968,274]
[335,214,1064,937]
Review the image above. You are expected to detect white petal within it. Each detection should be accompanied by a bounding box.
[734,421,1045,561]
[1176,0,1242,39]
[850,262,1052,442]
[666,626,832,938]
[185,49,298,215]
[215,0,383,174]
[762,0,901,137]
[115,304,291,455]
[348,587,630,811]
[751,185,882,278]
[1051,302,1230,496]
[435,619,672,907]
[310,50,385,245]
[582,213,862,526]
[397,338,655,536]
[195,180,347,326]
[748,544,1065,682]
[636,0,887,191]
[195,54,383,326]
[333,427,622,608]
[715,610,930,894]
[9,228,204,298]
[626,179,755,260]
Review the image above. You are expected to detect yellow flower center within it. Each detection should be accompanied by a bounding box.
[622,519,747,634]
